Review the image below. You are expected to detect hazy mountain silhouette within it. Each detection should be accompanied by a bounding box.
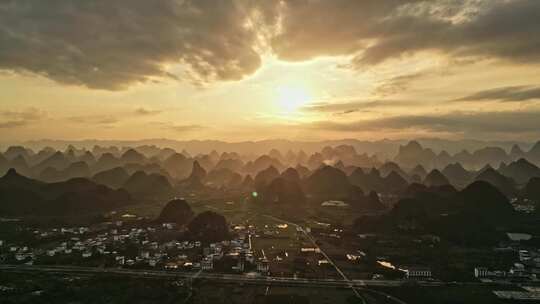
[527,141,540,164]
[384,171,409,194]
[205,168,237,188]
[181,160,207,188]
[379,162,407,179]
[523,177,540,203]
[120,148,147,164]
[442,163,471,188]
[394,141,436,169]
[349,168,383,193]
[409,164,427,181]
[0,153,8,175]
[281,167,301,183]
[240,174,254,191]
[3,141,540,200]
[157,199,194,225]
[123,171,174,198]
[93,153,121,173]
[34,151,69,174]
[4,146,33,161]
[460,181,513,218]
[187,211,229,242]
[0,168,132,216]
[9,155,31,176]
[162,153,193,179]
[249,155,284,175]
[423,169,450,187]
[474,167,516,196]
[354,179,513,245]
[254,166,280,193]
[261,177,306,205]
[510,144,526,160]
[305,165,350,199]
[215,158,244,172]
[92,167,130,189]
[499,158,540,185]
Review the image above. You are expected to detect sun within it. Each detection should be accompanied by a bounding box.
[276,85,312,113]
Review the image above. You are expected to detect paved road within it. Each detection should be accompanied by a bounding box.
[2,264,508,304]
[263,214,366,302]
[0,264,418,288]
[0,264,410,304]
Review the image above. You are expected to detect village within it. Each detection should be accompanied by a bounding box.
[2,212,540,288]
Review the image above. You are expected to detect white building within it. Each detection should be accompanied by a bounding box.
[202,258,213,270]
[474,267,507,278]
[474,267,489,278]
[257,258,270,273]
[115,256,125,265]
[403,266,431,279]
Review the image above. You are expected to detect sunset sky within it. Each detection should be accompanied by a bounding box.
[1,0,540,142]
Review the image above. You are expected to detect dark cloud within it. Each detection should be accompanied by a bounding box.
[0,120,27,129]
[0,108,46,128]
[67,115,119,125]
[1,0,539,90]
[302,100,418,114]
[134,108,162,116]
[455,85,540,102]
[309,110,540,136]
[0,0,266,90]
[375,72,427,96]
[271,0,422,61]
[66,108,164,126]
[160,123,206,133]
[272,0,540,67]
[0,108,45,121]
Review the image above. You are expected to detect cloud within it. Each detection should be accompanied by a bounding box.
[309,110,540,136]
[158,122,206,133]
[374,72,427,96]
[270,0,419,61]
[0,107,46,128]
[0,120,27,129]
[302,99,418,114]
[455,85,540,102]
[67,115,119,125]
[0,107,46,121]
[1,0,539,91]
[272,0,540,68]
[0,0,267,90]
[65,108,164,126]
[134,107,162,116]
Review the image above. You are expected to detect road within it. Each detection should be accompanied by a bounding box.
[0,264,431,288]
[263,216,419,304]
[263,214,366,301]
[2,264,508,304]
[0,264,407,304]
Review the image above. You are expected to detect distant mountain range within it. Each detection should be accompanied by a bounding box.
[3,140,540,218]
[395,140,540,170]
[354,180,516,246]
[0,168,132,216]
[4,138,535,160]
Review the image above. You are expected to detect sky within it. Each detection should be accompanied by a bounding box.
[1,0,540,143]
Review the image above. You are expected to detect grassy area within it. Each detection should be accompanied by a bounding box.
[0,272,190,304]
[193,282,363,304]
[371,285,523,304]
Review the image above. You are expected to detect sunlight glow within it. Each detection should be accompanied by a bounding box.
[276,84,313,113]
